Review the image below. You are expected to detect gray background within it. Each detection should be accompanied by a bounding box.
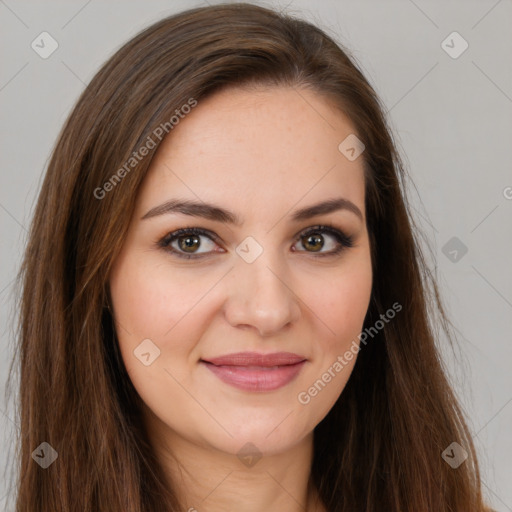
[1,0,511,510]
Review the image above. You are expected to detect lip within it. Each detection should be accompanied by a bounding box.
[200,351,307,392]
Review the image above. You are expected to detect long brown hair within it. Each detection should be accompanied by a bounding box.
[9,3,490,511]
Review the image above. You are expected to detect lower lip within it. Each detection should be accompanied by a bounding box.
[201,361,306,392]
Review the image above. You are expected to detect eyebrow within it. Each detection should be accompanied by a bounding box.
[141,197,363,224]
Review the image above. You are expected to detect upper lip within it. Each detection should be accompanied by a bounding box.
[201,351,306,367]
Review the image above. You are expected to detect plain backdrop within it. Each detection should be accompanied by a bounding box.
[1,0,511,510]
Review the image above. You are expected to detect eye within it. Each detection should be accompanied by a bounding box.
[158,227,222,259]
[292,224,354,257]
[158,224,354,260]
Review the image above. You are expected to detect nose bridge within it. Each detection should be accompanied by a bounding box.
[224,241,301,336]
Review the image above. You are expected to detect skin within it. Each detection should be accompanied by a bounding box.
[109,85,373,512]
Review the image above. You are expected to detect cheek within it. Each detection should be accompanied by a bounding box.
[108,254,208,415]
[108,252,215,392]
[295,262,372,421]
[308,256,373,353]
[109,251,216,339]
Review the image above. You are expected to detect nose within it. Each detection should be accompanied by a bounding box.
[223,253,302,337]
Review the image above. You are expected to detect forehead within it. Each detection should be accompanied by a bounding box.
[135,85,366,221]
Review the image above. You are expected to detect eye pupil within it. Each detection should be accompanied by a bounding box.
[179,235,200,252]
[303,233,324,252]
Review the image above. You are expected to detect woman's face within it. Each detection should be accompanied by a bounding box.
[109,85,372,459]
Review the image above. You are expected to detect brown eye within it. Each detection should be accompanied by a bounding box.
[301,233,324,252]
[159,227,220,259]
[292,225,354,256]
[178,234,201,253]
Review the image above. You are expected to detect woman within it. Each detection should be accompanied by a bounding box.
[11,3,493,511]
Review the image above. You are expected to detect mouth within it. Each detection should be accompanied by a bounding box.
[200,352,307,392]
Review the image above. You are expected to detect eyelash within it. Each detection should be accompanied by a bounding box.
[157,224,354,260]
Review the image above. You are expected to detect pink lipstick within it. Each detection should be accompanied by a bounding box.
[201,351,306,392]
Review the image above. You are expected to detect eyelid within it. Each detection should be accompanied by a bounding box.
[158,224,354,259]
[293,223,355,256]
[294,223,351,243]
[157,227,222,257]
